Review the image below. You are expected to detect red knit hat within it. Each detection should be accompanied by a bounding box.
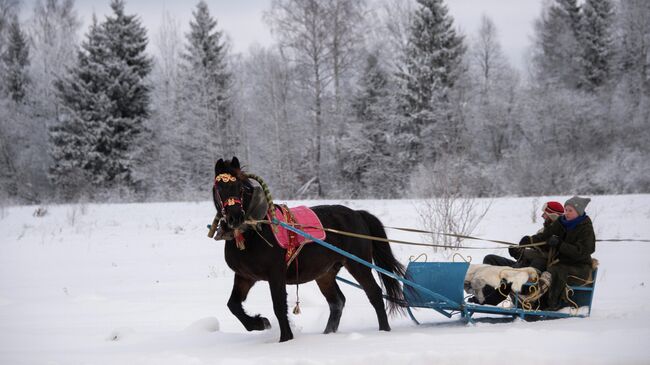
[542,201,564,221]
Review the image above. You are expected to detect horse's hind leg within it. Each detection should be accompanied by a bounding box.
[315,267,346,334]
[345,262,390,331]
[227,274,271,331]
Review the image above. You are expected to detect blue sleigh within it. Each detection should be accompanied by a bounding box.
[400,261,597,323]
[278,221,598,323]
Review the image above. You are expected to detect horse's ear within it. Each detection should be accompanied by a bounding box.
[231,156,240,170]
[215,159,225,174]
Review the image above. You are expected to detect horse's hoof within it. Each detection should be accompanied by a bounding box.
[249,315,271,331]
[279,333,294,342]
[379,325,391,332]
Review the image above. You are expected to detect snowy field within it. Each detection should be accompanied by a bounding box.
[1,195,649,364]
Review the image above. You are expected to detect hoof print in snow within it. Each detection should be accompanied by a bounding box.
[107,327,134,342]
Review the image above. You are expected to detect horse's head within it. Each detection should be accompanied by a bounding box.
[213,156,250,230]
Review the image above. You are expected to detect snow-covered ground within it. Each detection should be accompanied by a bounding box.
[1,195,649,364]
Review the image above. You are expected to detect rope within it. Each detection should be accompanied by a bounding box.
[229,173,650,251]
[567,274,594,286]
[384,225,517,246]
[384,225,650,245]
[244,219,546,250]
[244,219,523,250]
[595,238,650,243]
[253,229,275,248]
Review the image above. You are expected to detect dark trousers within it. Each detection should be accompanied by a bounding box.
[483,254,516,267]
[546,262,592,309]
[484,251,547,273]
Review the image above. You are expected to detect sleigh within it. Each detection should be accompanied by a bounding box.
[400,261,598,323]
[279,221,598,324]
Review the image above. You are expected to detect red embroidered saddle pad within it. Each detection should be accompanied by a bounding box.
[268,205,326,252]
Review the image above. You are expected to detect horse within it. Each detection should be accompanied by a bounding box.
[211,157,405,342]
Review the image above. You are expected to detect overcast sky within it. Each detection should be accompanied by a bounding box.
[23,0,544,72]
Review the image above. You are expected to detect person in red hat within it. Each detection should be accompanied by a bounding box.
[484,200,564,269]
[468,201,565,305]
[516,196,596,310]
[540,201,565,223]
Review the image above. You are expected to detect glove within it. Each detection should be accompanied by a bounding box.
[547,235,561,248]
[508,246,523,259]
[519,236,530,245]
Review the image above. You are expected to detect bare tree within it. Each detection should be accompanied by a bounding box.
[28,0,80,112]
[414,159,491,255]
[371,0,414,74]
[236,45,306,197]
[471,15,506,98]
[153,10,181,106]
[266,0,334,197]
[468,14,520,164]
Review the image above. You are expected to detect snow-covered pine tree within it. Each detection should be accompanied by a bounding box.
[49,16,107,199]
[0,0,19,56]
[532,0,583,88]
[100,0,152,193]
[580,0,614,90]
[341,52,400,198]
[178,1,233,194]
[397,0,465,166]
[50,0,152,200]
[2,16,30,103]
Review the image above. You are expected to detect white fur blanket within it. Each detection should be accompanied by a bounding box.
[464,264,539,304]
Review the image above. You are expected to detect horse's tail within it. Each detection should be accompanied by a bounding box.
[357,210,406,315]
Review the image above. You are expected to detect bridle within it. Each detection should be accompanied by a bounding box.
[213,172,250,219]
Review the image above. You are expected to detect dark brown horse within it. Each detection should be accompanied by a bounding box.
[212,157,405,342]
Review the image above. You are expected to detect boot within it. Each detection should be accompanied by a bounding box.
[483,280,511,305]
[517,271,552,305]
[468,280,511,306]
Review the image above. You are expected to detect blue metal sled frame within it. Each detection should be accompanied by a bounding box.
[275,220,597,324]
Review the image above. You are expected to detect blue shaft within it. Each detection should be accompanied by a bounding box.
[274,219,460,309]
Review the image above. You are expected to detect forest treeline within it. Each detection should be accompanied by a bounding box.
[0,0,648,203]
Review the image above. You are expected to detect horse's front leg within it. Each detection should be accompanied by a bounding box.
[269,274,293,342]
[227,274,271,331]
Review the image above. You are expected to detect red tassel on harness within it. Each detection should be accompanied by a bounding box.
[235,229,245,250]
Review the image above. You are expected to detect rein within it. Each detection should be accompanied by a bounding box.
[242,218,546,250]
[211,171,649,252]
